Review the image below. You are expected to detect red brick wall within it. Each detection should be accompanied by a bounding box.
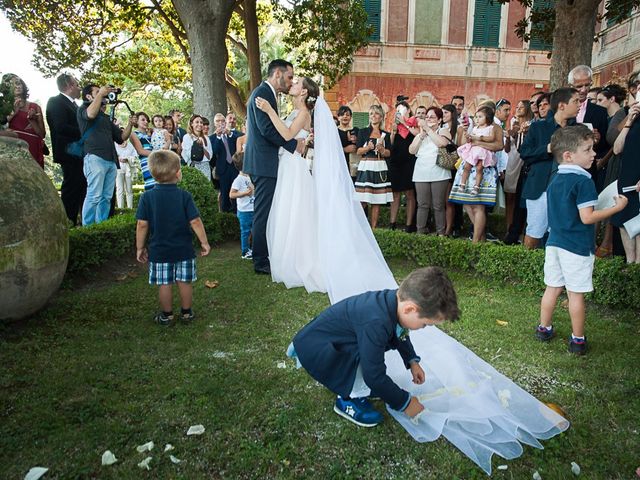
[387,0,409,42]
[506,1,526,49]
[327,74,550,126]
[448,0,469,45]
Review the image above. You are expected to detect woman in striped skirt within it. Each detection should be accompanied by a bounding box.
[355,104,393,228]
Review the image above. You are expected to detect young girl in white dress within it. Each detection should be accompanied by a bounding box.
[455,106,496,195]
[150,114,172,151]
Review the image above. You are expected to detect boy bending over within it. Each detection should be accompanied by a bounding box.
[535,125,627,354]
[289,267,460,427]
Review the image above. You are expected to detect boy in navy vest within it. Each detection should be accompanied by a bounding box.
[289,267,460,427]
[136,150,211,326]
[535,125,627,354]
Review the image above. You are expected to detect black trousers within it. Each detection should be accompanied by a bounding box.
[60,158,87,226]
[219,165,239,213]
[250,175,276,270]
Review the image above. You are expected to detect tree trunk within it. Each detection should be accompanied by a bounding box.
[243,0,262,92]
[226,80,247,118]
[549,0,601,90]
[172,0,236,120]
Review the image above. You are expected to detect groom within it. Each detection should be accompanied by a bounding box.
[244,59,303,274]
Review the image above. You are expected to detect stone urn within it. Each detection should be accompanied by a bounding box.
[0,137,69,320]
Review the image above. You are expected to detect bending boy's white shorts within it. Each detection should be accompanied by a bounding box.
[544,246,594,293]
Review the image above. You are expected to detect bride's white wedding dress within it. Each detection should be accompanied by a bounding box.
[267,111,325,293]
[274,98,568,475]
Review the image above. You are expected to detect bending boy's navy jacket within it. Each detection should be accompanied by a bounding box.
[293,289,419,411]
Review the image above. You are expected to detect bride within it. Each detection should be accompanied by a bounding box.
[257,85,568,475]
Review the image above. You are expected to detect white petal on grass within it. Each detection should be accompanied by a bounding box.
[533,471,542,480]
[187,424,205,435]
[164,444,174,452]
[137,457,152,470]
[24,467,48,480]
[170,455,182,464]
[277,361,287,369]
[101,450,118,465]
[136,441,154,453]
[497,465,508,470]
[571,462,581,475]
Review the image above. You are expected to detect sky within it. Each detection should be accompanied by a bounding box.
[0,12,60,106]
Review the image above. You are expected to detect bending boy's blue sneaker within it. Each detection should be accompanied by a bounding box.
[334,396,383,427]
[535,325,555,342]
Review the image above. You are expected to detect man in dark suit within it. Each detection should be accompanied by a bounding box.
[243,59,303,274]
[210,112,243,213]
[46,74,84,225]
[568,65,610,190]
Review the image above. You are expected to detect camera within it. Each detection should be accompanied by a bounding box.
[103,86,122,105]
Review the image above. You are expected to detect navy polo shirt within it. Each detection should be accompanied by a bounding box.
[546,165,598,256]
[136,183,200,263]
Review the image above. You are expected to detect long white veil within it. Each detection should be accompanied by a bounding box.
[312,97,569,475]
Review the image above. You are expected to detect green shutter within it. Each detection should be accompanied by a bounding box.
[414,0,443,45]
[529,0,554,50]
[352,112,370,129]
[363,0,381,42]
[472,0,501,48]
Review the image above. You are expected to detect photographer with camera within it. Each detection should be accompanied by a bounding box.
[77,84,136,226]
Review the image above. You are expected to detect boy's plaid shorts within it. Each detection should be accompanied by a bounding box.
[148,258,197,285]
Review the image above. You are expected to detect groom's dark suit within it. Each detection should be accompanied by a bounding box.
[244,81,297,272]
[46,93,85,225]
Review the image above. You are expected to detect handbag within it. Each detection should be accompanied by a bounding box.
[436,139,459,170]
[190,137,205,163]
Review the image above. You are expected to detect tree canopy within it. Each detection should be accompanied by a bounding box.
[0,0,371,116]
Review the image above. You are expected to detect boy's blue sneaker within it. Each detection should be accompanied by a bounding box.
[334,396,383,427]
[568,336,587,355]
[535,325,555,342]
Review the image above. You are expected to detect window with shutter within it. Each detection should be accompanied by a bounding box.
[352,112,370,129]
[529,0,554,51]
[605,3,635,28]
[362,0,381,42]
[414,0,443,45]
[472,0,502,48]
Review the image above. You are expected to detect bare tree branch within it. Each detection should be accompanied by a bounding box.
[226,34,248,56]
[150,0,190,63]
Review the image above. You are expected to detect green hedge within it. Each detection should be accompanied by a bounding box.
[66,168,238,276]
[374,230,640,311]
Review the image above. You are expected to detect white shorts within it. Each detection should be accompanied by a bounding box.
[544,246,594,293]
[525,194,548,238]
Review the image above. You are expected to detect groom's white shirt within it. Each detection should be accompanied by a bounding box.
[264,81,279,115]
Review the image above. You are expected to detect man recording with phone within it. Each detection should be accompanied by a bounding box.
[78,84,136,226]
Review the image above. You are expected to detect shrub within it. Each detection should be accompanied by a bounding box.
[374,230,640,311]
[179,167,217,226]
[67,213,137,275]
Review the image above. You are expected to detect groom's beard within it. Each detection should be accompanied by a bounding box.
[279,78,291,94]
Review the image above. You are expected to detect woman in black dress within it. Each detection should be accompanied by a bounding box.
[388,99,418,231]
[611,102,640,263]
[336,105,359,181]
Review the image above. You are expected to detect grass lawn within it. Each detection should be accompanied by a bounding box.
[1,242,638,479]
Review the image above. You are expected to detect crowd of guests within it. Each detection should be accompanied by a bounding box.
[2,65,639,265]
[339,65,640,262]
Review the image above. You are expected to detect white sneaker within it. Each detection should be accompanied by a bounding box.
[241,250,253,260]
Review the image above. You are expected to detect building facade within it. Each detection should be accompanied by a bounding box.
[324,0,640,128]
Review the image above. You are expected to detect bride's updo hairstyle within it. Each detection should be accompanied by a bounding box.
[303,77,320,111]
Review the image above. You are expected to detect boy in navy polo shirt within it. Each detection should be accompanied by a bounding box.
[535,125,627,354]
[136,150,211,326]
[288,267,460,427]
